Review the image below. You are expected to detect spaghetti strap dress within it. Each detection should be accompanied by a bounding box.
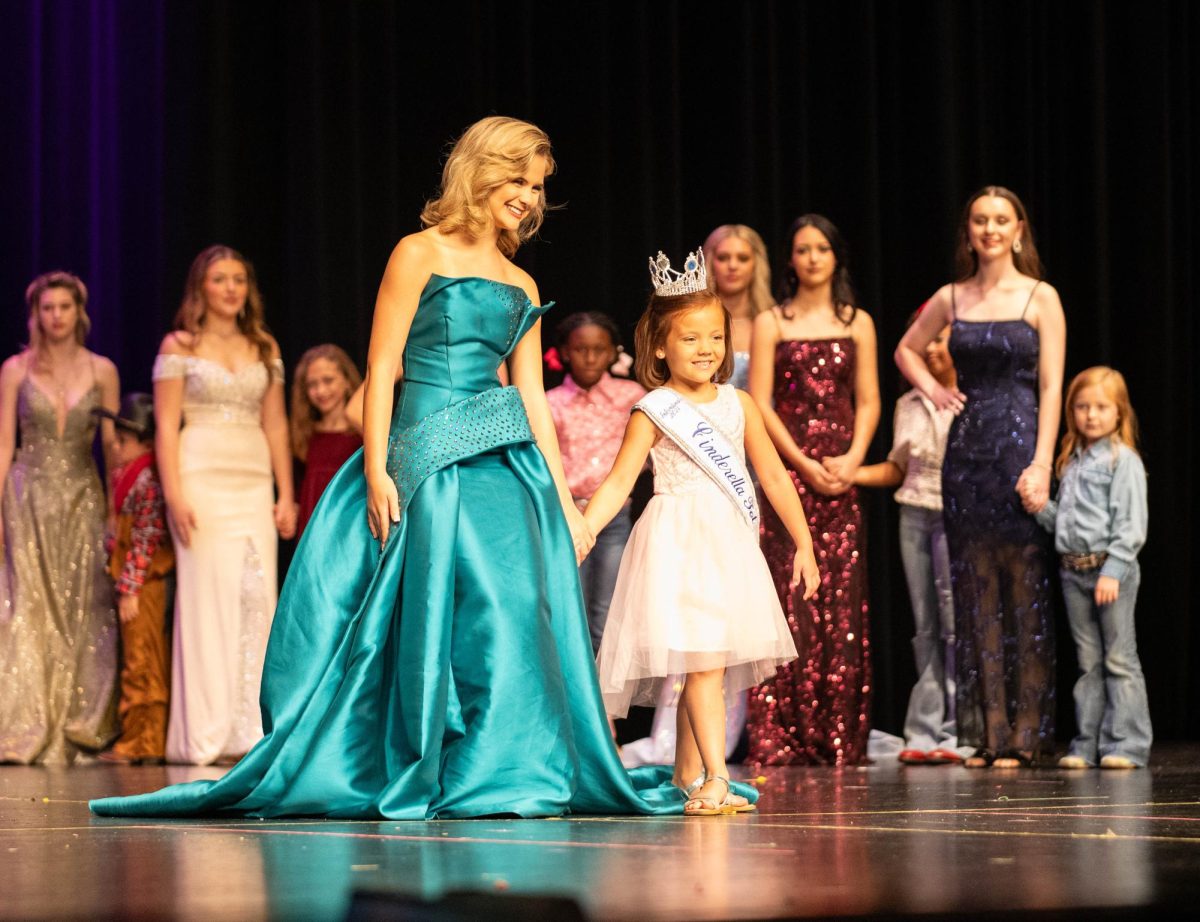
[0,361,117,764]
[941,282,1055,758]
[90,275,757,818]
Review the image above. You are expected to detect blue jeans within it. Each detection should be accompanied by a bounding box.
[898,505,957,750]
[579,504,633,655]
[1061,563,1152,765]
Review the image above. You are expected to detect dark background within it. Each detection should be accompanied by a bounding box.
[2,1,1196,741]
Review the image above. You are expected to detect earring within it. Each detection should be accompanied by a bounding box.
[656,351,665,359]
[1012,238,1024,254]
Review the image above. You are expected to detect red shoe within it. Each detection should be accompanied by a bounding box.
[898,748,928,764]
[926,748,964,765]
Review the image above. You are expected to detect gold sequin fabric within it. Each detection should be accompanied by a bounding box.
[0,378,118,764]
[748,338,871,766]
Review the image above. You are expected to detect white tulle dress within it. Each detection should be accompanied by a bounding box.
[595,384,798,718]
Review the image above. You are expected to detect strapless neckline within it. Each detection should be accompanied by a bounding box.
[427,273,535,302]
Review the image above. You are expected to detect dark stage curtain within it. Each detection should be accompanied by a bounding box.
[2,1,1196,741]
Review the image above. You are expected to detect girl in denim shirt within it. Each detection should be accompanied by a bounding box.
[1026,366,1150,768]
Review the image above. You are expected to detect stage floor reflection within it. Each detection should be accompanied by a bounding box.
[3,745,1199,920]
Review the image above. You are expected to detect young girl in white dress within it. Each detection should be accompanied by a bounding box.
[584,248,820,816]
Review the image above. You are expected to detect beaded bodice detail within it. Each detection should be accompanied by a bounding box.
[649,384,745,497]
[390,275,551,425]
[152,355,284,427]
[381,275,553,509]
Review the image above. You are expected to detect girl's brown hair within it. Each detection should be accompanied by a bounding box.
[1056,366,1140,477]
[420,116,555,259]
[290,344,363,461]
[25,270,91,352]
[703,224,773,318]
[955,185,1045,282]
[174,244,275,365]
[633,290,732,389]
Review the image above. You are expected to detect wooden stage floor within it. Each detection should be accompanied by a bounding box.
[3,745,1199,921]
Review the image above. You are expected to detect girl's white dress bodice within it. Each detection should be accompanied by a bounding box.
[154,353,283,764]
[595,384,796,717]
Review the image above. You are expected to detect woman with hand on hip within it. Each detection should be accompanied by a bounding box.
[896,186,1065,768]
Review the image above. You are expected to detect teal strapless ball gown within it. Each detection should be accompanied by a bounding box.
[90,275,758,819]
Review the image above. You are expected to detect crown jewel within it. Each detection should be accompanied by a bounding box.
[648,246,707,296]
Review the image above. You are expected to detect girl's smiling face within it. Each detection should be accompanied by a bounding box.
[967,195,1023,261]
[486,156,546,233]
[658,301,727,389]
[305,357,352,419]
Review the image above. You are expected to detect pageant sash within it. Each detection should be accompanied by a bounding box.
[635,387,759,531]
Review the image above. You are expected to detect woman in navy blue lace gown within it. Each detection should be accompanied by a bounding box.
[896,187,1065,767]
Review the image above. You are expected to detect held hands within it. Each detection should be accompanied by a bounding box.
[800,456,849,496]
[925,381,967,415]
[1016,463,1051,514]
[790,547,821,601]
[821,454,861,488]
[117,592,140,625]
[366,471,401,546]
[274,500,299,541]
[166,498,198,549]
[1095,575,1120,607]
[566,504,596,565]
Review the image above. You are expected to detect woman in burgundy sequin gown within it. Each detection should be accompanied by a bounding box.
[747,215,881,765]
[291,345,363,536]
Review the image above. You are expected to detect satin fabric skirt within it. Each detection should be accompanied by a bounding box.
[91,443,756,818]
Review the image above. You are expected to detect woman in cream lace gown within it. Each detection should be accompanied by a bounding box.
[155,246,297,765]
[0,271,121,764]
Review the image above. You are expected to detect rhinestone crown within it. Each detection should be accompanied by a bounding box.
[648,246,707,297]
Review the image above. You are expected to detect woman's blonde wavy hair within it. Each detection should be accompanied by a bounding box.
[1057,365,1140,477]
[290,343,363,462]
[703,224,773,318]
[420,116,555,258]
[174,244,275,365]
[25,270,91,354]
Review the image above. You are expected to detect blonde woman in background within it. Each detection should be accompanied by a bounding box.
[153,245,296,766]
[0,271,120,764]
[703,224,773,390]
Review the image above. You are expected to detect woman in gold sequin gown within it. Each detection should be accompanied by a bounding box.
[747,215,880,766]
[0,271,121,765]
[155,246,297,766]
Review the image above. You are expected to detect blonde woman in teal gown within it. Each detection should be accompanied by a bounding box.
[91,117,755,819]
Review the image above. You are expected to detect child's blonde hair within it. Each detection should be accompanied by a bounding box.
[420,116,555,258]
[633,290,732,389]
[290,344,363,462]
[1057,365,1139,477]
